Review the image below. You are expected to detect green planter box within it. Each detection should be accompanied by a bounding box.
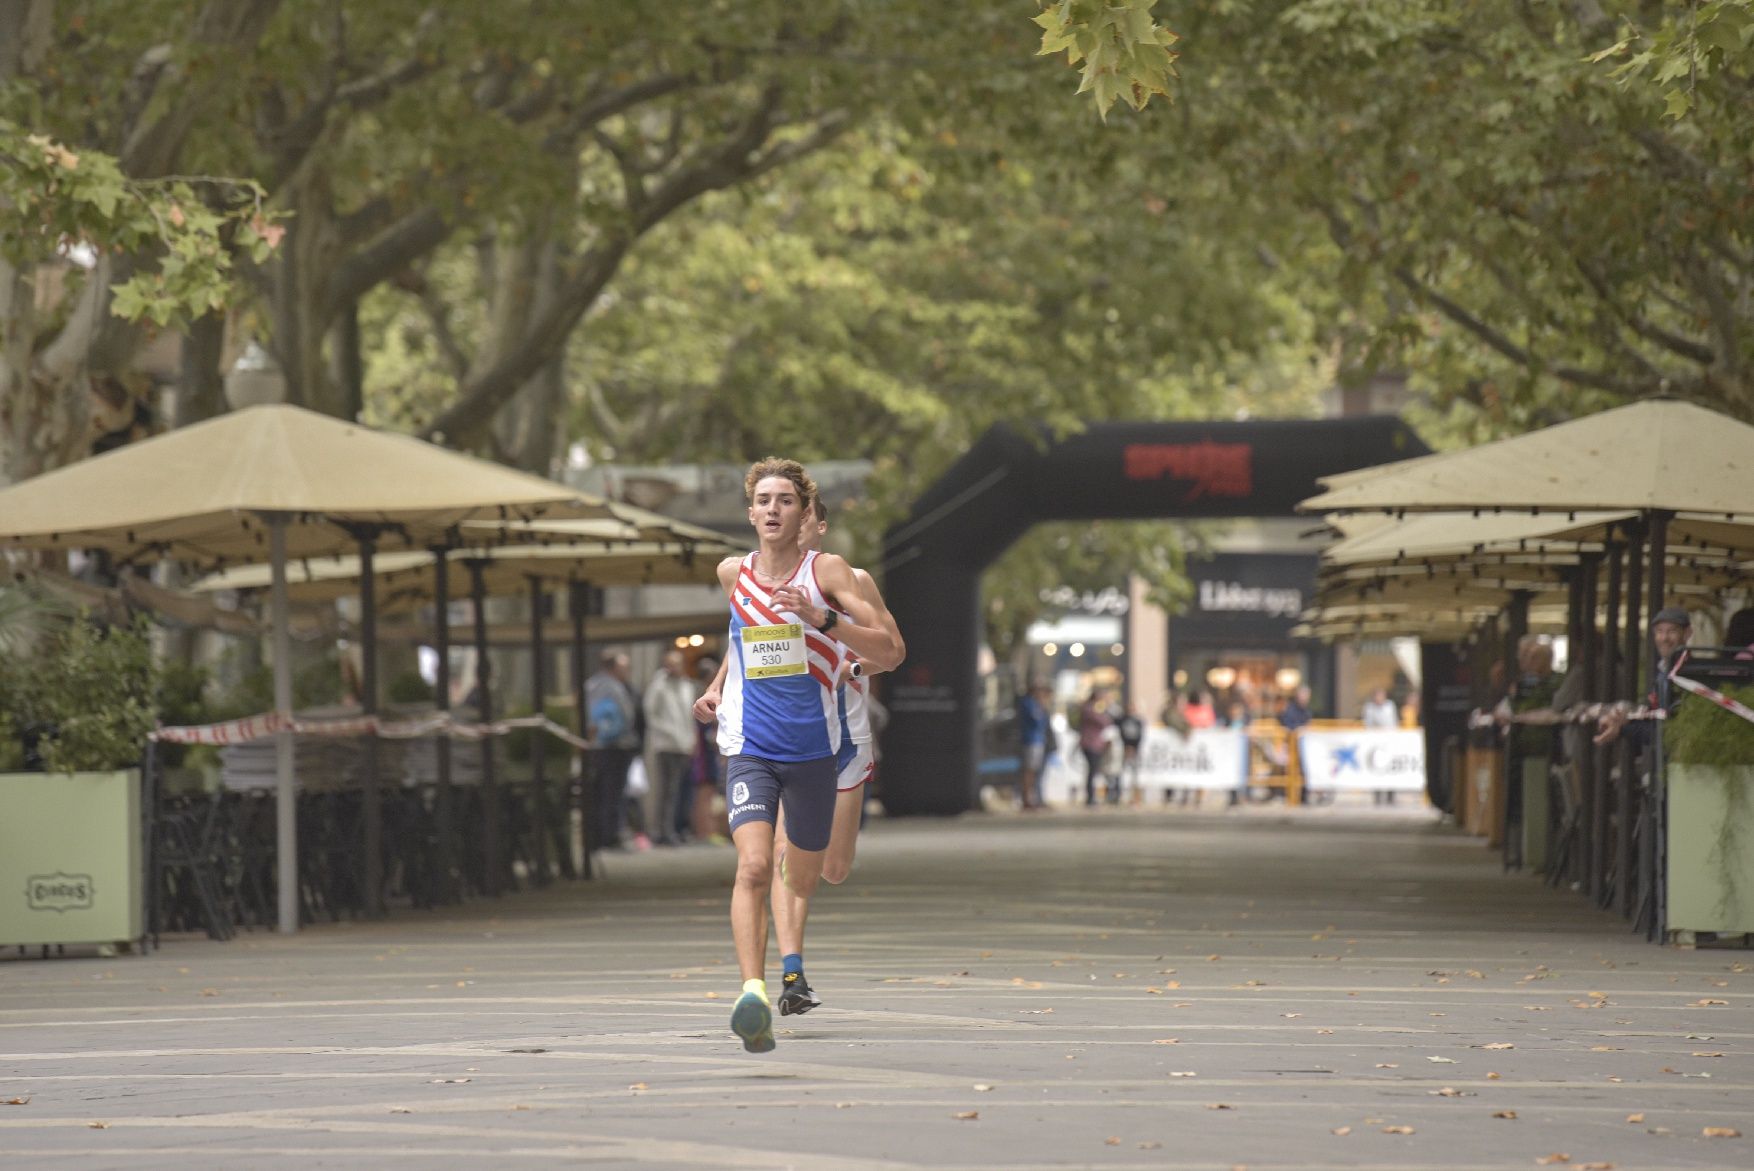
[1667,764,1754,937]
[0,770,143,949]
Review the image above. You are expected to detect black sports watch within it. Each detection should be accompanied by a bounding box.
[816,610,840,635]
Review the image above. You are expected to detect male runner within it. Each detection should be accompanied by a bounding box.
[698,495,905,1016]
[696,458,902,1053]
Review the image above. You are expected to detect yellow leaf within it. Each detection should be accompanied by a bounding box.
[1691,998,1728,1006]
[87,1121,108,1129]
[1703,1127,1742,1138]
[1331,1126,1352,1136]
[1381,1125,1415,1134]
[1494,1110,1518,1119]
[5,1097,30,1106]
[952,1111,979,1121]
[1624,1114,1644,1123]
[1482,1042,1515,1050]
[628,1083,647,1091]
[1153,1038,1179,1044]
[1534,1156,1570,1166]
[1103,1136,1120,1145]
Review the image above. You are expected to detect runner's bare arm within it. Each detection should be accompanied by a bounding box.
[692,557,742,722]
[851,567,905,678]
[694,652,731,722]
[773,554,902,671]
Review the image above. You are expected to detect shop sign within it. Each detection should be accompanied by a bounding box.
[1297,729,1426,793]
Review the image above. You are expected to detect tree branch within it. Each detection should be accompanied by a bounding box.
[327,206,451,307]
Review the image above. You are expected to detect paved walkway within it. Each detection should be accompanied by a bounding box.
[2,806,1750,1169]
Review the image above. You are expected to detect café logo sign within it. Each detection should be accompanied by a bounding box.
[25,872,95,913]
[1197,579,1303,618]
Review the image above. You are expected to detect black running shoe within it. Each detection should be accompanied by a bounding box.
[778,971,822,1016]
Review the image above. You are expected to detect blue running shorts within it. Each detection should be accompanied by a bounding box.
[725,754,838,851]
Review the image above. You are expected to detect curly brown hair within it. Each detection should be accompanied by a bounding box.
[743,457,817,509]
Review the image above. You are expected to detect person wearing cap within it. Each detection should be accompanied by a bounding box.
[1594,607,1692,746]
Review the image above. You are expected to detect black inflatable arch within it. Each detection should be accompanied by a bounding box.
[876,417,1429,816]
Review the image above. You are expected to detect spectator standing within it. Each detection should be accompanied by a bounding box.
[1184,689,1217,728]
[643,650,700,846]
[1115,704,1145,805]
[1277,686,1313,732]
[1361,687,1399,729]
[587,650,643,850]
[689,656,728,843]
[1077,690,1113,807]
[1016,682,1051,810]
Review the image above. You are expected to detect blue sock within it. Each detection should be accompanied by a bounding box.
[782,952,804,978]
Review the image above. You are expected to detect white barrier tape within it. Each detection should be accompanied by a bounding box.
[1467,702,1666,730]
[151,710,598,749]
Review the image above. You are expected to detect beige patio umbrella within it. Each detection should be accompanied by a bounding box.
[0,403,614,933]
[1299,399,1754,519]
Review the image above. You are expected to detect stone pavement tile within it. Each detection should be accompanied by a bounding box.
[1,808,1750,1169]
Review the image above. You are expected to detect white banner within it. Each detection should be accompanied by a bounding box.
[1297,728,1426,793]
[1042,726,1248,799]
[1138,727,1250,795]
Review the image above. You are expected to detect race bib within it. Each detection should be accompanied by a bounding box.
[742,622,805,679]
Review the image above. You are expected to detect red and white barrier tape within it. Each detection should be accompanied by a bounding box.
[1667,655,1754,728]
[151,711,594,751]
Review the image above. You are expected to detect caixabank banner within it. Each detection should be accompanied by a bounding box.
[1297,729,1426,794]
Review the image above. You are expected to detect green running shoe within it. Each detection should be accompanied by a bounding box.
[730,990,775,1053]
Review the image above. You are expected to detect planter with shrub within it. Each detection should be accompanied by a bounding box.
[1664,682,1754,938]
[0,612,159,950]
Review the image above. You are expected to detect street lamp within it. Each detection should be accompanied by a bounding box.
[224,340,286,409]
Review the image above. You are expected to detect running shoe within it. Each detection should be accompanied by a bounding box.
[778,971,821,1016]
[730,990,775,1053]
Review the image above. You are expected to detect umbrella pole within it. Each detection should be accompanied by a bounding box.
[468,559,501,896]
[1577,554,1602,902]
[1643,511,1672,942]
[528,574,554,886]
[571,579,593,881]
[357,530,383,918]
[431,545,455,905]
[270,515,299,935]
[1596,532,1623,910]
[1618,518,1646,920]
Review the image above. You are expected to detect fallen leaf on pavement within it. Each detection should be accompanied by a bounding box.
[1703,1127,1741,1138]
[1282,1012,1302,1019]
[1624,1114,1644,1124]
[1590,1045,1619,1052]
[1427,1056,1457,1064]
[1205,1103,1234,1110]
[200,988,219,997]
[1534,1155,1570,1166]
[1691,999,1728,1006]
[1169,1071,1197,1078]
[1206,954,1220,961]
[1494,1110,1518,1119]
[1578,1164,1613,1170]
[4,1098,29,1106]
[1691,1052,1725,1058]
[1138,1141,1162,1149]
[973,1084,993,1092]
[87,1122,108,1130]
[389,1108,413,1114]
[1381,1125,1415,1135]
[705,991,720,999]
[510,1105,529,1111]
[1316,1028,1335,1035]
[1331,1126,1352,1136]
[628,1083,647,1091]
[1487,1072,1502,1079]
[429,1078,471,1084]
[1375,1063,1398,1069]
[1430,1087,1468,1097]
[1153,1038,1180,1044]
[952,1111,978,1121]
[1481,1042,1515,1050]
[1103,1135,1120,1145]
